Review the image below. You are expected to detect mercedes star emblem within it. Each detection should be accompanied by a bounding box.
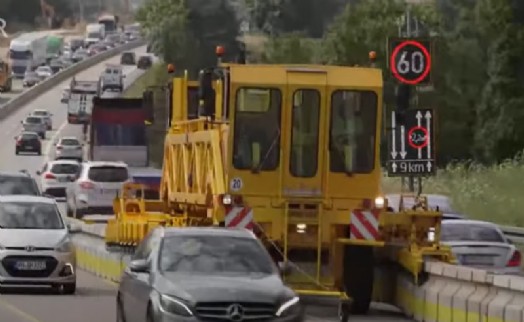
[227,304,244,321]
[25,245,35,252]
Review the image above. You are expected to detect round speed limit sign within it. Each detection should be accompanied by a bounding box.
[390,39,431,85]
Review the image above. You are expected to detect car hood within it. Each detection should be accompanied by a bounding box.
[157,272,286,303]
[0,229,67,248]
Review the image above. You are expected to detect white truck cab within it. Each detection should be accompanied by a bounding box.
[99,64,124,92]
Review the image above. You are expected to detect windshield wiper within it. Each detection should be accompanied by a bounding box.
[252,129,281,174]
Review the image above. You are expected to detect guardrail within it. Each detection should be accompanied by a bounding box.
[0,39,146,119]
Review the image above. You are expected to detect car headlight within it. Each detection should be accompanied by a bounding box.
[275,296,300,317]
[159,294,193,317]
[55,236,73,252]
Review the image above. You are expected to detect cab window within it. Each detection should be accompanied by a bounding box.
[290,89,320,177]
[329,90,377,173]
[233,88,281,171]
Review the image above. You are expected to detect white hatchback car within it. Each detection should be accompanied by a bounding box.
[54,136,83,161]
[66,161,131,218]
[30,109,53,130]
[35,66,53,79]
[37,160,80,197]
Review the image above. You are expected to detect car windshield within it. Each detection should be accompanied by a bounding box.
[159,235,275,275]
[0,176,39,195]
[88,166,128,182]
[441,223,505,243]
[0,201,64,229]
[61,138,79,146]
[25,117,42,124]
[21,133,38,140]
[50,163,79,174]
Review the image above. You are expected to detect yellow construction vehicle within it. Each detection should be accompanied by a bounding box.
[0,58,12,92]
[105,46,455,319]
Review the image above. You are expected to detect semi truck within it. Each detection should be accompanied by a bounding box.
[66,78,99,124]
[89,96,161,193]
[98,14,119,34]
[85,23,105,47]
[46,35,64,62]
[9,32,48,78]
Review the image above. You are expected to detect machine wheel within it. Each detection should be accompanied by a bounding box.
[117,298,126,322]
[343,245,374,314]
[338,301,350,322]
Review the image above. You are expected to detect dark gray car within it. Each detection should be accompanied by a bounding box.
[117,227,304,322]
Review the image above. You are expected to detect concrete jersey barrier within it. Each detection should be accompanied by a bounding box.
[0,39,146,119]
[66,218,524,321]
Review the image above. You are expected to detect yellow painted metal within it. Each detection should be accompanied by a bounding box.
[105,59,455,305]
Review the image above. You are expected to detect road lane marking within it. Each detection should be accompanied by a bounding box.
[44,121,68,162]
[0,297,42,322]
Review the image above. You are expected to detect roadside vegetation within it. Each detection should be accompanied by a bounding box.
[132,0,524,227]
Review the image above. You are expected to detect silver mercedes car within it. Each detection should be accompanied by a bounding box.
[117,227,304,322]
[0,195,77,293]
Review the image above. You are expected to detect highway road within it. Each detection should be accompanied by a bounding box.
[0,29,82,106]
[0,46,414,322]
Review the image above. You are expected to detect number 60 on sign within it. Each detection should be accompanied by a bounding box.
[388,38,432,86]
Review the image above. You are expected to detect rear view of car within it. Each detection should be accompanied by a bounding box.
[22,116,47,139]
[38,160,80,197]
[120,51,136,65]
[441,219,521,275]
[100,65,124,92]
[55,137,83,161]
[137,55,152,69]
[30,109,53,130]
[15,132,41,155]
[66,162,130,218]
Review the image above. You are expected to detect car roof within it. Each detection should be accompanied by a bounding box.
[33,109,48,113]
[48,159,80,166]
[163,227,256,239]
[84,161,127,167]
[59,136,80,141]
[0,195,55,204]
[442,219,499,229]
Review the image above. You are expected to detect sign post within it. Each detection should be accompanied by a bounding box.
[388,108,436,176]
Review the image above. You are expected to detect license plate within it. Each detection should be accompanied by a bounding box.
[57,177,69,182]
[462,255,493,265]
[15,261,46,270]
[25,146,34,150]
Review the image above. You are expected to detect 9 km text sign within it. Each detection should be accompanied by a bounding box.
[388,108,436,176]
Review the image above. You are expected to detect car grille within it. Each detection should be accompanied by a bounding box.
[2,256,58,278]
[195,302,275,321]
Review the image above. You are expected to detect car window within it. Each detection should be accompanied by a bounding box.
[0,201,64,229]
[61,138,80,146]
[441,223,505,243]
[26,117,42,124]
[0,175,39,195]
[21,133,38,140]
[88,166,128,182]
[50,163,79,174]
[159,235,275,275]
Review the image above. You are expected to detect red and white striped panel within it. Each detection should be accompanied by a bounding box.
[225,206,254,230]
[350,209,380,240]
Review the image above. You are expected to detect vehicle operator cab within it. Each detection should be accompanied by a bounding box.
[99,64,125,92]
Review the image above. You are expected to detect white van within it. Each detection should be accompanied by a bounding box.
[99,64,124,92]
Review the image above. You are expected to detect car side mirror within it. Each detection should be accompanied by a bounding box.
[67,223,81,233]
[278,261,293,277]
[129,259,150,273]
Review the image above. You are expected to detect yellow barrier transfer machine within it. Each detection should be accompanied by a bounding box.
[105,47,455,321]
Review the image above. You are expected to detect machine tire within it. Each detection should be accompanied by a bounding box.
[338,301,350,322]
[343,245,374,314]
[117,298,126,322]
[146,305,155,322]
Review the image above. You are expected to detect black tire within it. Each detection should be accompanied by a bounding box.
[63,282,76,295]
[146,306,155,322]
[40,133,45,139]
[74,207,84,220]
[37,149,42,155]
[338,301,350,322]
[343,245,374,314]
[117,297,126,322]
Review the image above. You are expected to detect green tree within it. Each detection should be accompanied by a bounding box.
[474,0,524,162]
[137,0,240,76]
[261,33,320,63]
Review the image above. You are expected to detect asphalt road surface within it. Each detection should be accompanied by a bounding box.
[0,46,414,322]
